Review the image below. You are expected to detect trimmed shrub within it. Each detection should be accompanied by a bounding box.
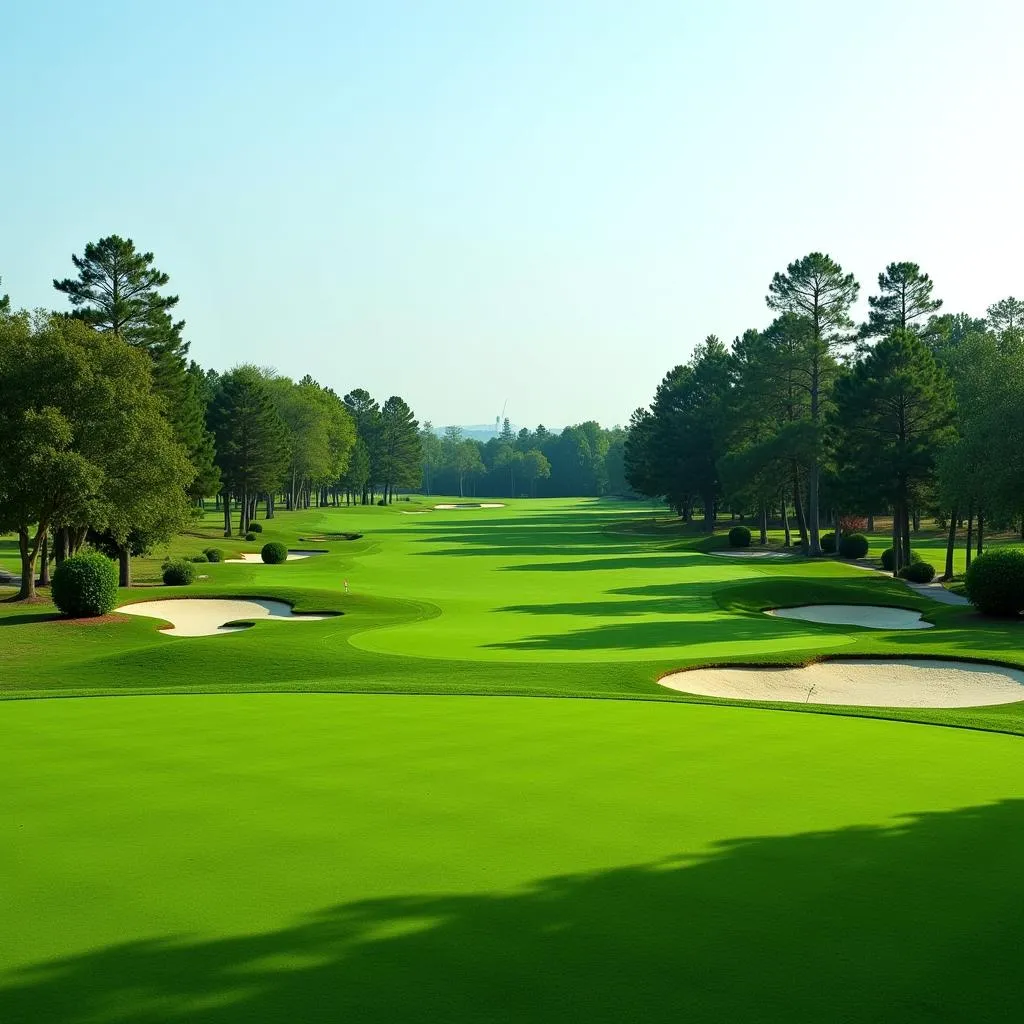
[898,561,936,584]
[882,547,922,572]
[261,541,289,564]
[838,533,869,559]
[162,560,196,586]
[728,526,752,548]
[51,552,118,618]
[377,498,386,506]
[244,532,257,542]
[964,548,1024,617]
[248,522,263,533]
[820,532,836,554]
[203,548,225,563]
[191,553,211,563]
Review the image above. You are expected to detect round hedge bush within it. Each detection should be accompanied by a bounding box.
[820,531,836,554]
[728,525,752,548]
[838,533,869,559]
[964,548,1024,617]
[244,532,257,542]
[882,547,922,572]
[261,541,289,564]
[191,553,210,563]
[898,561,936,584]
[51,552,119,618]
[248,522,263,533]
[162,560,196,586]
[203,548,225,563]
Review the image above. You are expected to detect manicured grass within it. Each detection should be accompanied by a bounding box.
[4,692,1024,1023]
[3,499,1024,732]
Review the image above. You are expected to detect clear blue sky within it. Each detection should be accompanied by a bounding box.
[4,1,1021,428]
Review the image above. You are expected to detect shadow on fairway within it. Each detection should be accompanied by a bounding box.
[483,615,816,652]
[4,799,1023,1023]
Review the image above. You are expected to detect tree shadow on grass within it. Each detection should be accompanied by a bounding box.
[4,800,1024,1023]
[484,616,818,653]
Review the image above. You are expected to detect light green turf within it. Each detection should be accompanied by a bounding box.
[3,692,1024,1022]
[3,498,1024,734]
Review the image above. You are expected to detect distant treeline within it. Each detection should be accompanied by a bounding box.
[419,419,629,499]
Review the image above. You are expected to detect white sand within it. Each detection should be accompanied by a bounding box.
[225,550,326,563]
[712,550,794,559]
[119,598,334,637]
[767,604,932,630]
[659,659,1024,708]
[433,503,506,510]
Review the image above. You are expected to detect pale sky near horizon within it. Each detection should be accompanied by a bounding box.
[3,1,1022,429]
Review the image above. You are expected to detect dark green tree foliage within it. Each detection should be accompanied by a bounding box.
[53,236,218,501]
[51,552,119,617]
[0,313,194,598]
[0,276,9,314]
[377,396,421,503]
[767,253,859,555]
[832,332,955,571]
[986,297,1024,350]
[624,337,731,525]
[860,262,942,341]
[209,366,290,535]
[344,389,382,503]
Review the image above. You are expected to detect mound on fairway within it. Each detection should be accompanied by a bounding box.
[118,598,336,637]
[225,549,328,563]
[767,605,932,630]
[660,659,1024,708]
[433,502,506,510]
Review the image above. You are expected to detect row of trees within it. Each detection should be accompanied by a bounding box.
[419,419,629,499]
[1,236,425,597]
[625,254,1024,573]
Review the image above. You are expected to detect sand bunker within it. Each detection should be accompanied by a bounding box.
[433,503,506,510]
[119,598,335,637]
[225,549,327,563]
[659,659,1024,708]
[767,604,932,630]
[712,550,794,560]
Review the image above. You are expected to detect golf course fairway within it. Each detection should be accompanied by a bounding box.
[4,499,1024,1022]
[4,692,1024,1023]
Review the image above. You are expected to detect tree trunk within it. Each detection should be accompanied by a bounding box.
[17,527,40,600]
[902,506,911,568]
[977,509,985,556]
[867,513,875,532]
[792,474,808,548]
[781,490,791,547]
[912,509,920,532]
[965,508,974,570]
[54,528,68,566]
[702,493,716,533]
[943,508,957,580]
[119,546,131,588]
[39,534,50,587]
[759,502,768,545]
[223,490,232,536]
[891,504,902,573]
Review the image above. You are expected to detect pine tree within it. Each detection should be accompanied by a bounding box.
[767,253,859,555]
[860,262,942,341]
[378,396,421,503]
[209,366,290,535]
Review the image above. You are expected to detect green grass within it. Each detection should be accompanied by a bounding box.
[4,692,1024,1022]
[5,499,1024,1021]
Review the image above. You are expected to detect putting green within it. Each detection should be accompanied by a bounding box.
[3,692,1024,1022]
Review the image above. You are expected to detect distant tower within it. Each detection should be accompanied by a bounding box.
[495,416,500,434]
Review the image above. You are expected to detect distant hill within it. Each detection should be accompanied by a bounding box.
[432,423,565,441]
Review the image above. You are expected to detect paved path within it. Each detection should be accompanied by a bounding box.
[847,559,970,605]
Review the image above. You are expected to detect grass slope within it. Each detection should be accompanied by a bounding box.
[3,499,1024,733]
[4,692,1024,1023]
